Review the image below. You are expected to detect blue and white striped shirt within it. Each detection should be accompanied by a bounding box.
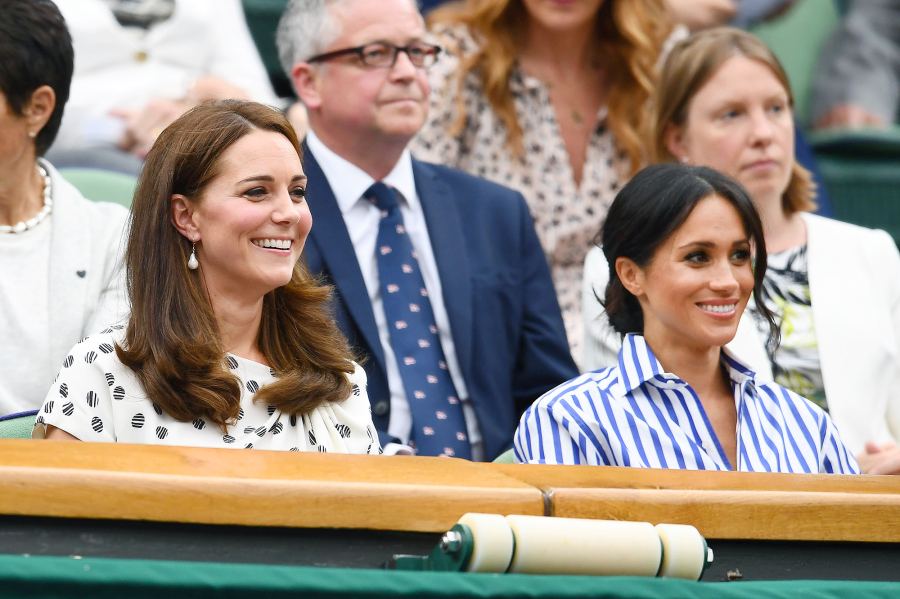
[514,335,859,474]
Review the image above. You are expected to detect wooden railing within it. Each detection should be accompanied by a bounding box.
[1,439,898,542]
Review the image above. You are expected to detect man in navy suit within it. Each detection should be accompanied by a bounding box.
[276,0,576,460]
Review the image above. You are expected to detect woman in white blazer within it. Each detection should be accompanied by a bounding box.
[0,0,128,414]
[582,28,900,474]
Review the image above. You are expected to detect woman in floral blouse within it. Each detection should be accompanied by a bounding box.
[413,0,673,362]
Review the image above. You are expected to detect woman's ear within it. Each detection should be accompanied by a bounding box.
[615,257,645,299]
[664,123,688,163]
[170,194,200,242]
[24,85,56,136]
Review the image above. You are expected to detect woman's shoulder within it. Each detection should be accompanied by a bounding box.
[804,212,894,247]
[531,368,620,412]
[44,160,130,229]
[753,379,827,421]
[60,327,127,368]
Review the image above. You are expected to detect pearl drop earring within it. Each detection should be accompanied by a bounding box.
[188,242,199,270]
[680,155,690,164]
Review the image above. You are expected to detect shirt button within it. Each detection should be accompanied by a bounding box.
[134,50,148,62]
[372,401,389,416]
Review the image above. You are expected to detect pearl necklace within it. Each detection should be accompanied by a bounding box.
[0,164,53,234]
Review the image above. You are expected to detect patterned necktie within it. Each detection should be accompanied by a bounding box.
[366,182,472,459]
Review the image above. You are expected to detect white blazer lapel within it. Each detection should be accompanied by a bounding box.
[46,163,91,365]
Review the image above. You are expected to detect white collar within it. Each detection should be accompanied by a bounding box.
[306,129,419,214]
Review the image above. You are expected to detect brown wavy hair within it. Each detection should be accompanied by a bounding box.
[429,0,671,174]
[117,99,355,430]
[653,27,816,214]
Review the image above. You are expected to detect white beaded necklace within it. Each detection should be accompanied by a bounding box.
[0,164,53,234]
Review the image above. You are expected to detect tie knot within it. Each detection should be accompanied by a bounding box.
[366,181,399,213]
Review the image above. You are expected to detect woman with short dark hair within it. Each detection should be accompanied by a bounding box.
[0,0,127,414]
[516,164,858,474]
[35,100,379,454]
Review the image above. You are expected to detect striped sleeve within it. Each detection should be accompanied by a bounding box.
[819,410,861,474]
[514,374,614,466]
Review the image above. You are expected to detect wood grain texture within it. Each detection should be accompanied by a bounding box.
[494,463,900,495]
[550,488,900,542]
[0,440,542,532]
[2,440,898,543]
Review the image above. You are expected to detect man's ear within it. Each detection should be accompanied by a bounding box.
[615,256,646,299]
[292,62,322,110]
[664,123,688,163]
[170,194,200,242]
[24,85,56,136]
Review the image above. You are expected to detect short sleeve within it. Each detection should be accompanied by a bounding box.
[34,337,117,442]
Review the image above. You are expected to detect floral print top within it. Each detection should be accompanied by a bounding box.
[413,24,631,364]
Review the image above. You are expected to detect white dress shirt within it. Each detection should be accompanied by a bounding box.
[306,131,483,459]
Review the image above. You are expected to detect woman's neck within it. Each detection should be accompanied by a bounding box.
[644,332,729,399]
[206,288,266,364]
[756,192,807,254]
[0,155,43,226]
[519,19,598,77]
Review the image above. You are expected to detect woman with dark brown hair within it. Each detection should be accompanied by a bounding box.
[412,0,673,361]
[35,100,380,454]
[583,28,900,474]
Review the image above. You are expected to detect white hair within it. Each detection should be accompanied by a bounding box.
[276,0,342,78]
[276,0,422,78]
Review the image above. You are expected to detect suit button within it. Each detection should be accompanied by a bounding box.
[372,401,389,416]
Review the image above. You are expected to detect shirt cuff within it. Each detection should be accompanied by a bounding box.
[382,442,416,456]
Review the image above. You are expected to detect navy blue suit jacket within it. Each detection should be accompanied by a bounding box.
[302,149,578,460]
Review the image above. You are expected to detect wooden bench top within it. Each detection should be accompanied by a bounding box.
[0,440,542,532]
[1,440,898,541]
[495,463,900,542]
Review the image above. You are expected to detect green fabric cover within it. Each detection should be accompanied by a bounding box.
[810,127,900,157]
[751,0,840,126]
[492,448,516,463]
[241,0,292,97]
[58,168,137,208]
[0,554,896,598]
[815,155,900,245]
[0,414,36,439]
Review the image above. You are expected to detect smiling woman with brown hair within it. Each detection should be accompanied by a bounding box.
[35,100,380,454]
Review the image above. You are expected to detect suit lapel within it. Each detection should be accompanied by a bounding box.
[303,148,386,372]
[413,161,473,380]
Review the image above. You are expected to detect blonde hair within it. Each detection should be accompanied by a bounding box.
[653,27,816,214]
[429,0,671,175]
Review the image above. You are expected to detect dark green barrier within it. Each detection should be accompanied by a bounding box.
[0,554,897,598]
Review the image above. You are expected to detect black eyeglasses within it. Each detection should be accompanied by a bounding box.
[307,41,442,69]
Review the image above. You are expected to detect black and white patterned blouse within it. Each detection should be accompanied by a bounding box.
[34,329,381,454]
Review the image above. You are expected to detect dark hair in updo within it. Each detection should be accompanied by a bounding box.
[599,163,779,351]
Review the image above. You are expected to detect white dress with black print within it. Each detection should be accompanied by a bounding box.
[34,328,381,454]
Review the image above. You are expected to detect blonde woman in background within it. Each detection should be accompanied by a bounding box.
[413,0,672,362]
